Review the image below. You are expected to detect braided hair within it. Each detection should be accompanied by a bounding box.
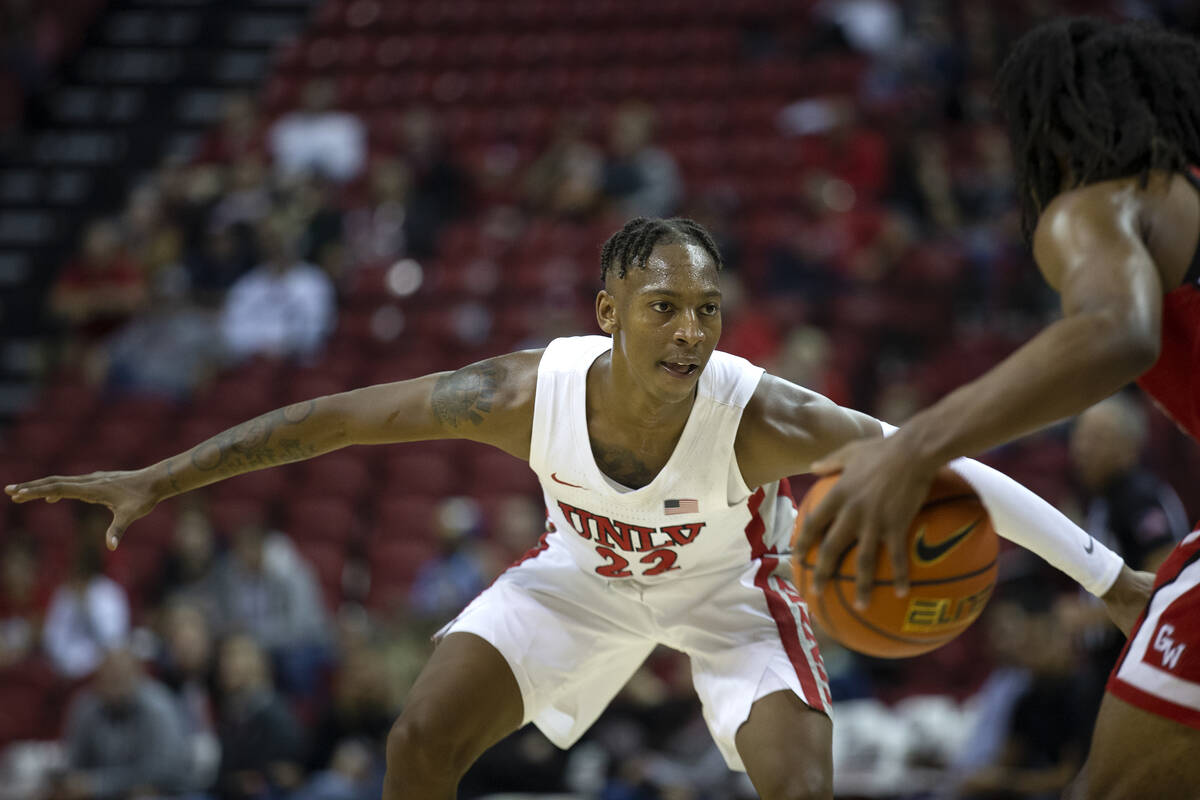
[995,17,1200,241]
[599,217,723,284]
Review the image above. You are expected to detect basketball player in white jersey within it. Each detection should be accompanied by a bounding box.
[8,218,1150,798]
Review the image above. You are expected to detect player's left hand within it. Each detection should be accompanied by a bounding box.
[794,434,942,609]
[1100,565,1155,637]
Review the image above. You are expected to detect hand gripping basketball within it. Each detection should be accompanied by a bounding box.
[791,471,999,658]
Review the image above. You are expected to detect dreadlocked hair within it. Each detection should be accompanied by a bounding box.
[995,17,1200,241]
[598,217,723,284]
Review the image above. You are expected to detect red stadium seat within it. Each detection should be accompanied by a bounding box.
[20,502,77,566]
[372,494,439,542]
[9,419,78,464]
[0,665,56,745]
[298,452,373,503]
[466,449,540,496]
[368,538,439,586]
[379,449,459,496]
[294,539,346,609]
[283,496,361,545]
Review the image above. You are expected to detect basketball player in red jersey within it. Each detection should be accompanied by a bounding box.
[8,217,1146,798]
[797,18,1200,799]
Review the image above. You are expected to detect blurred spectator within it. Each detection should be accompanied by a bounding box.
[769,325,851,406]
[97,269,225,399]
[343,158,411,269]
[209,523,330,692]
[484,493,546,565]
[0,536,48,668]
[522,111,604,219]
[601,102,682,218]
[210,522,329,648]
[294,739,380,800]
[956,126,1015,222]
[936,593,1034,798]
[765,190,850,306]
[715,273,783,366]
[149,506,222,615]
[43,515,129,680]
[951,585,1089,800]
[306,646,396,772]
[887,130,963,232]
[196,92,266,166]
[394,107,470,258]
[123,184,184,280]
[210,155,273,233]
[269,78,366,184]
[55,649,190,800]
[575,652,729,797]
[282,176,346,277]
[49,219,148,345]
[681,186,744,274]
[812,0,904,58]
[1060,393,1191,733]
[219,216,336,362]
[156,601,221,793]
[781,97,889,199]
[409,497,489,621]
[1071,393,1190,573]
[215,634,306,800]
[186,221,259,305]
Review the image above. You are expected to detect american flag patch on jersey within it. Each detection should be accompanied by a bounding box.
[664,498,699,515]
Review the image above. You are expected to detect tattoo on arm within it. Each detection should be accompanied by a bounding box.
[188,400,321,474]
[165,458,183,494]
[431,361,504,429]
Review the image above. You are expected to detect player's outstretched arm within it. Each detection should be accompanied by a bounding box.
[5,350,541,548]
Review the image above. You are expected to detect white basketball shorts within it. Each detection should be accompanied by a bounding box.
[436,532,832,771]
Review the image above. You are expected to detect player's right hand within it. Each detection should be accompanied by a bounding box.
[5,469,158,550]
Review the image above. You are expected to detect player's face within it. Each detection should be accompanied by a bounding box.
[599,242,722,403]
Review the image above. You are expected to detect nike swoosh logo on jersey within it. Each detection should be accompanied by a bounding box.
[551,472,586,489]
[1084,535,1095,554]
[912,518,983,565]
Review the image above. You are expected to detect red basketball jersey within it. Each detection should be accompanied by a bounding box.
[1136,169,1200,441]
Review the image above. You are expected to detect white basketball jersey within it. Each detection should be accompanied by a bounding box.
[528,335,796,582]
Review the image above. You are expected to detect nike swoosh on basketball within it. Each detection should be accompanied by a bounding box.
[913,518,983,564]
[551,473,586,489]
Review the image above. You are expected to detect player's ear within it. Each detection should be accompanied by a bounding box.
[596,289,619,334]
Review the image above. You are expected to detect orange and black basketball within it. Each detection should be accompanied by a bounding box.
[791,472,998,658]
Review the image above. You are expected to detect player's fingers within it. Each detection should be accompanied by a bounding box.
[106,516,131,551]
[105,522,122,551]
[7,473,103,494]
[8,477,109,505]
[813,506,857,593]
[853,529,881,610]
[796,487,841,563]
[885,527,911,597]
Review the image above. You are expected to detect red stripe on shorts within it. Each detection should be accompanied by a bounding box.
[744,486,828,712]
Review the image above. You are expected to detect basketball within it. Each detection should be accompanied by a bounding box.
[791,472,999,658]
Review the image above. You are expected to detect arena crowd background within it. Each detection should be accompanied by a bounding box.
[1,0,1198,797]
